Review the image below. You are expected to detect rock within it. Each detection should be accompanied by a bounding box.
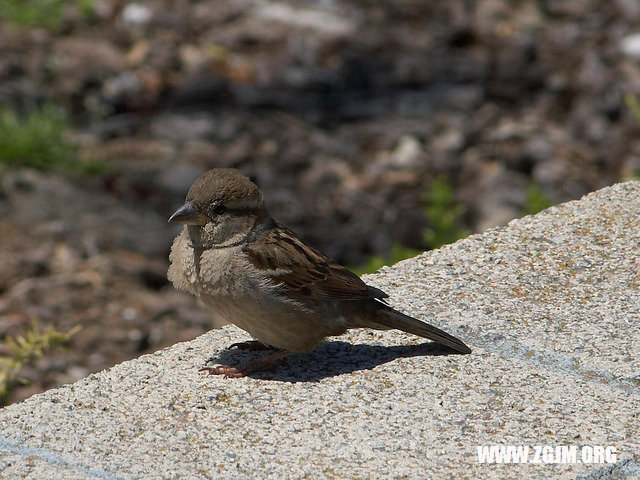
[620,33,640,58]
[150,113,217,142]
[616,0,640,20]
[157,163,201,196]
[121,3,152,25]
[389,135,423,168]
[254,2,356,38]
[52,37,126,83]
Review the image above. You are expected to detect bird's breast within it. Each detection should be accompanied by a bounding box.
[168,231,241,295]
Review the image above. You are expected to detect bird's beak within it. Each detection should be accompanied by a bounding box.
[168,202,208,225]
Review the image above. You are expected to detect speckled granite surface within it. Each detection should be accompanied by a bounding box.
[0,182,638,479]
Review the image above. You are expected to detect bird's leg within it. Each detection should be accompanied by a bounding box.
[200,350,290,379]
[228,340,277,351]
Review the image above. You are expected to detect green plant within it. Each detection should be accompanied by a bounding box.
[0,0,95,30]
[76,0,96,20]
[0,321,79,403]
[0,104,104,174]
[621,95,640,181]
[421,175,471,250]
[355,175,470,274]
[523,182,552,216]
[0,0,65,30]
[624,93,640,125]
[626,170,640,181]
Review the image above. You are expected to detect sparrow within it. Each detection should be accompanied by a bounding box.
[168,168,471,378]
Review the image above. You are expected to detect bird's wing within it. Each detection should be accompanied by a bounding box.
[243,224,388,301]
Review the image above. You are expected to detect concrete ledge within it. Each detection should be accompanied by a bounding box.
[1,182,639,479]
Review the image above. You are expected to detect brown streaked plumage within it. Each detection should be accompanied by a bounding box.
[168,168,471,378]
[244,224,387,301]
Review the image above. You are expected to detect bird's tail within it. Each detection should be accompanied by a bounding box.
[372,304,471,354]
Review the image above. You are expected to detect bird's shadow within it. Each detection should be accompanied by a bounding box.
[205,341,465,382]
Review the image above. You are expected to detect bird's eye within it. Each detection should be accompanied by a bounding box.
[211,204,227,216]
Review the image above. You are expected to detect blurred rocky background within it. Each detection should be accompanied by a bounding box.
[1,0,639,404]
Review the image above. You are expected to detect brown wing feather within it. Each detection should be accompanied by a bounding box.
[243,224,388,301]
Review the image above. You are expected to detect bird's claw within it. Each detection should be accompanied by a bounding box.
[228,340,275,351]
[199,365,246,378]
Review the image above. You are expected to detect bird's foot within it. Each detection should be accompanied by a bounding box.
[228,340,276,351]
[200,350,289,379]
[199,365,247,378]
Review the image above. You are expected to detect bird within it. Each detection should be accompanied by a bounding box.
[168,168,471,378]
